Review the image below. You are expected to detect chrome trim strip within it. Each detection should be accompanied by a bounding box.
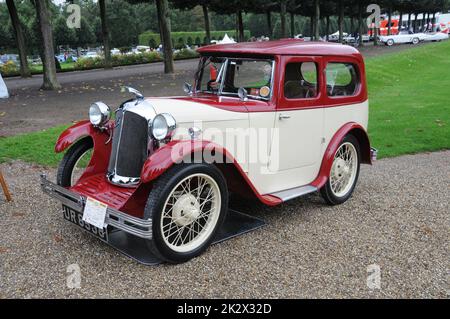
[270,185,318,202]
[40,174,152,240]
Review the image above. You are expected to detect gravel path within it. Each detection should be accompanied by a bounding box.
[0,151,448,298]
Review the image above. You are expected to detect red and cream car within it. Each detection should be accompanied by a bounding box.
[41,40,375,263]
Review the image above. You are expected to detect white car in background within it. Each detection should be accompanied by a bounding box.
[84,51,100,59]
[379,31,426,46]
[423,31,449,42]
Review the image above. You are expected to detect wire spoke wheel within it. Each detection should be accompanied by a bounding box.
[330,142,358,198]
[160,173,221,253]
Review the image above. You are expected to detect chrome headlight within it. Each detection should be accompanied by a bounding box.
[151,113,176,141]
[89,102,110,127]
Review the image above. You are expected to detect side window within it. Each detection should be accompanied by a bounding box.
[325,63,359,97]
[284,62,318,99]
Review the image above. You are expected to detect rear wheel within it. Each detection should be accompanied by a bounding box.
[144,163,228,263]
[386,39,394,46]
[57,138,93,187]
[320,135,360,205]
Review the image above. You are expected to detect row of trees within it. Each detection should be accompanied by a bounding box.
[3,0,450,90]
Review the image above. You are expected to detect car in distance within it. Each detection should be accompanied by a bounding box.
[379,30,426,46]
[41,40,375,264]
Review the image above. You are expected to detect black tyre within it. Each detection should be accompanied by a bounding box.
[57,138,93,187]
[320,134,361,205]
[386,39,394,46]
[412,37,420,45]
[144,163,228,263]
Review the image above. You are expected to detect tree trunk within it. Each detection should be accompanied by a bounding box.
[387,7,392,35]
[407,13,411,31]
[156,0,174,73]
[266,10,272,37]
[310,15,314,38]
[314,0,320,40]
[413,13,417,33]
[373,25,378,46]
[358,1,363,47]
[99,0,111,69]
[237,10,244,42]
[398,11,403,32]
[6,0,31,78]
[35,0,60,90]
[326,16,330,41]
[280,0,287,38]
[202,5,211,45]
[290,12,295,38]
[338,0,344,43]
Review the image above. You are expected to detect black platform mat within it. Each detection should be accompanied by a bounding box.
[107,210,265,265]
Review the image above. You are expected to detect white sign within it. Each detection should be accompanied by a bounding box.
[0,73,9,99]
[82,197,107,229]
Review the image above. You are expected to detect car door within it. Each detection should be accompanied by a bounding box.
[268,56,324,177]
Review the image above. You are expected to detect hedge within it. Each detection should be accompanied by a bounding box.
[138,30,251,48]
[0,49,199,77]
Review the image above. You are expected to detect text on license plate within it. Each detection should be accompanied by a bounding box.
[62,205,108,241]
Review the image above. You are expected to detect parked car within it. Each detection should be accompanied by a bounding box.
[41,40,375,264]
[422,31,449,42]
[83,51,100,59]
[379,31,426,46]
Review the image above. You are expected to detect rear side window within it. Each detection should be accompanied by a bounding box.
[325,63,359,97]
[284,62,318,99]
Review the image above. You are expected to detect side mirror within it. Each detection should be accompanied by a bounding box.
[183,82,192,95]
[122,86,144,100]
[238,87,248,101]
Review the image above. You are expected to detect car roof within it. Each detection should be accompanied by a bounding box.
[197,39,362,57]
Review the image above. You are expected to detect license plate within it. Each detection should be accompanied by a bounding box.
[62,205,108,242]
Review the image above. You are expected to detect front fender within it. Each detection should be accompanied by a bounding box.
[140,140,282,206]
[311,122,371,189]
[55,120,113,180]
[55,120,112,153]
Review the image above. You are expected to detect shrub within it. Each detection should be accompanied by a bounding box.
[0,60,19,76]
[173,48,199,60]
[138,30,251,47]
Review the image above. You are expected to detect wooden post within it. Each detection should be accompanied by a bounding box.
[0,168,12,202]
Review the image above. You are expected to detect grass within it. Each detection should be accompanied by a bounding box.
[366,41,450,158]
[0,41,449,166]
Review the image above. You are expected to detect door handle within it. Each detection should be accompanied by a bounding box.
[279,114,291,120]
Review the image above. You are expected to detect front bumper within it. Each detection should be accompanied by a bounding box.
[40,174,152,240]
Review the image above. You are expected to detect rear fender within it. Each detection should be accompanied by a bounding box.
[311,122,371,189]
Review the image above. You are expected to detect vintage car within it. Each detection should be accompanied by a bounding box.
[422,31,449,42]
[41,40,375,263]
[379,31,426,46]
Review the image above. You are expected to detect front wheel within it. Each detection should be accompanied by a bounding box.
[386,39,394,46]
[412,37,420,45]
[57,138,93,187]
[320,135,360,205]
[144,163,228,263]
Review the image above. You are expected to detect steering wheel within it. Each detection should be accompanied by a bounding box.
[207,80,218,91]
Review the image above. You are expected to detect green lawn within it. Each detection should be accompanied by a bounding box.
[366,41,450,158]
[0,41,449,167]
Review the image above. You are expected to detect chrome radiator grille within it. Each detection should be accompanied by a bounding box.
[107,109,149,185]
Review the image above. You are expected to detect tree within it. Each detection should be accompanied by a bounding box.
[99,0,111,69]
[156,0,174,73]
[34,0,60,90]
[6,0,31,78]
[314,0,320,40]
[171,0,212,44]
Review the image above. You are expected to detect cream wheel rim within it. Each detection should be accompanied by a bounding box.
[160,173,221,253]
[330,142,358,198]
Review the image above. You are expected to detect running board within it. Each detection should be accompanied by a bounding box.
[270,185,318,202]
